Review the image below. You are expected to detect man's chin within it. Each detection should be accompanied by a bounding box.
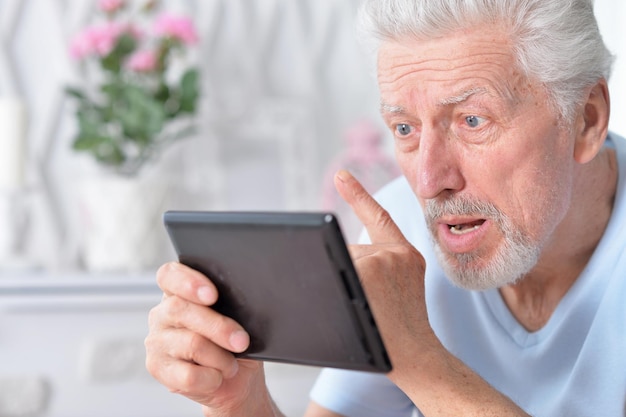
[445,269,522,291]
[435,246,535,291]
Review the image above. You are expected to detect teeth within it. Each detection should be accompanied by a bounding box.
[449,224,481,235]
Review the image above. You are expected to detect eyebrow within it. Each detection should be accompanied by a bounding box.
[380,103,406,114]
[438,87,489,106]
[380,86,491,115]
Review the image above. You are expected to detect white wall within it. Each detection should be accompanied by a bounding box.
[596,0,626,136]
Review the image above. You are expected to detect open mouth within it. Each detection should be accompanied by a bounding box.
[448,219,486,235]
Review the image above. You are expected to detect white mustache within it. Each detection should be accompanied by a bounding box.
[424,196,503,224]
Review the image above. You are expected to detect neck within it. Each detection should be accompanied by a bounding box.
[499,147,618,332]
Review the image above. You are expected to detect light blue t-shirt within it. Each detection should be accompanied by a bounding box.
[310,133,626,416]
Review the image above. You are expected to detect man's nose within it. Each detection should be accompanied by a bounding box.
[414,129,465,200]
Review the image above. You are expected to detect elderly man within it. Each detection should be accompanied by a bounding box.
[145,0,625,416]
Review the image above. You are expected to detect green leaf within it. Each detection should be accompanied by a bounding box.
[179,68,199,113]
[114,86,166,144]
[77,109,103,136]
[72,134,106,151]
[94,141,126,166]
[73,133,125,166]
[101,33,137,73]
[99,79,127,122]
[154,81,170,104]
[101,80,123,97]
[65,86,87,100]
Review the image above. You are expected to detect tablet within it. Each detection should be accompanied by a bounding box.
[163,210,391,373]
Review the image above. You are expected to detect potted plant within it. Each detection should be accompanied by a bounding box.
[65,0,200,272]
[66,0,199,176]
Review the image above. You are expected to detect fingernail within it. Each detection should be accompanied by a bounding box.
[163,261,180,274]
[336,169,351,182]
[197,286,216,305]
[229,330,250,353]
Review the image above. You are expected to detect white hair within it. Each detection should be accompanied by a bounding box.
[356,0,615,122]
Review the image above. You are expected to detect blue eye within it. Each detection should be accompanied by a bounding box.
[396,124,412,136]
[465,115,483,128]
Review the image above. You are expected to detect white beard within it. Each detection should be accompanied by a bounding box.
[425,197,541,290]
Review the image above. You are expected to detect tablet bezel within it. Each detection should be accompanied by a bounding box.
[163,210,391,373]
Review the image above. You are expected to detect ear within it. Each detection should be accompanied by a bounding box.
[573,79,610,164]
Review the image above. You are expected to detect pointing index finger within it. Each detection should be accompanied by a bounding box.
[334,170,408,244]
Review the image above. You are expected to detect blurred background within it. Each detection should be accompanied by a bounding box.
[0,0,623,416]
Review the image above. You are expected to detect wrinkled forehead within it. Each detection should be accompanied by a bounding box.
[376,25,517,76]
[375,28,539,107]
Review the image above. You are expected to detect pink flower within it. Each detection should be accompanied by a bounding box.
[126,49,158,72]
[153,13,198,44]
[69,29,94,59]
[98,0,125,13]
[69,22,127,59]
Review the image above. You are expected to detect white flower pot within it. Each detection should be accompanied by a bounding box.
[76,172,174,273]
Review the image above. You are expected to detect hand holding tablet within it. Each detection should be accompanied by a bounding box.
[163,210,391,372]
